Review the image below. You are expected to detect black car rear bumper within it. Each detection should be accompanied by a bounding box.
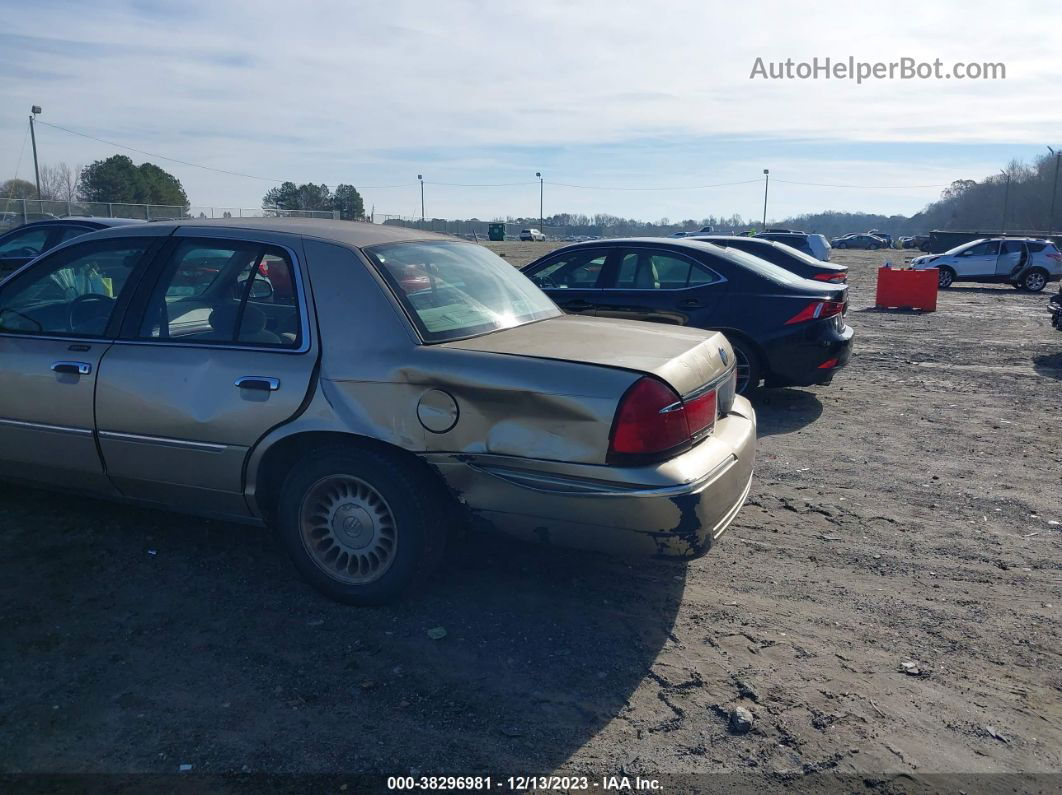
[762,320,854,388]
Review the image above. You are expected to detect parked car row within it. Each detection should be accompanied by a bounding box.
[0,220,758,605]
[911,237,1062,291]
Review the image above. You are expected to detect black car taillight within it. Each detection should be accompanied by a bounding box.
[813,271,847,283]
[785,299,845,325]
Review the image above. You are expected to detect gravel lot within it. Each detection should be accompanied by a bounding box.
[1,241,1060,789]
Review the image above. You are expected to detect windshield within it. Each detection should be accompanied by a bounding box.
[365,241,562,342]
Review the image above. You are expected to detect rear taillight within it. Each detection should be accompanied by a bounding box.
[718,367,737,415]
[608,377,719,464]
[813,271,847,282]
[785,299,845,325]
[1047,251,1062,262]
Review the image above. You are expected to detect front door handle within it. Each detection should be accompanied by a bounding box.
[51,361,92,375]
[678,299,702,309]
[235,376,280,392]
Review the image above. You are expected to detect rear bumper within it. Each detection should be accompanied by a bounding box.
[764,320,854,387]
[425,398,756,558]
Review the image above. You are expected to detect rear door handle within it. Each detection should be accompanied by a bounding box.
[678,299,702,308]
[235,376,280,392]
[51,361,92,375]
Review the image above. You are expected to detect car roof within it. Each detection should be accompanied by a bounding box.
[6,216,146,230]
[145,217,455,247]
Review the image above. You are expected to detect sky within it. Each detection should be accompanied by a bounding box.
[1,0,1060,223]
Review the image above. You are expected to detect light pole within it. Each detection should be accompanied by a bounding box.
[1048,146,1060,236]
[1000,168,1011,234]
[536,172,543,233]
[29,105,42,200]
[418,174,425,223]
[761,168,770,230]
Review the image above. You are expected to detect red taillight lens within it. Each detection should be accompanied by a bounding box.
[818,357,839,369]
[609,378,691,461]
[684,388,717,438]
[785,300,846,325]
[1048,252,1062,262]
[813,271,847,282]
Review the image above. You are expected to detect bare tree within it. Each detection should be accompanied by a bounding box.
[38,162,82,203]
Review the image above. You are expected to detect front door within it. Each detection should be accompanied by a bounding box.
[955,240,1000,277]
[94,230,318,517]
[593,247,725,326]
[523,248,610,315]
[0,236,159,491]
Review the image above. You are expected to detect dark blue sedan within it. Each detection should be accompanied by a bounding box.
[0,217,145,275]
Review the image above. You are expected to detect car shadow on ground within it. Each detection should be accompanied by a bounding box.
[747,388,823,437]
[1033,351,1062,380]
[0,482,683,774]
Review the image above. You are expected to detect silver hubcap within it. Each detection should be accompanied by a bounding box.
[734,348,753,394]
[299,475,397,584]
[1026,273,1045,291]
[939,270,952,287]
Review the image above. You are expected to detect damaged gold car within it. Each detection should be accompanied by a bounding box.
[0,219,756,604]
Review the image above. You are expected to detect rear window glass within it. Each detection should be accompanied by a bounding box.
[705,243,805,285]
[366,241,561,343]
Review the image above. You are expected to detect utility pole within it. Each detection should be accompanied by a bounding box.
[418,174,425,222]
[761,169,770,230]
[536,172,543,232]
[29,105,42,200]
[1000,169,1011,234]
[1048,146,1060,236]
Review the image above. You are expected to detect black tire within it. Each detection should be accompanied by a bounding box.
[836,242,847,249]
[869,243,880,250]
[729,338,763,396]
[937,267,955,289]
[1022,268,1048,292]
[276,445,448,605]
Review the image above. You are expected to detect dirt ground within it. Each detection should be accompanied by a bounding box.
[1,241,1060,790]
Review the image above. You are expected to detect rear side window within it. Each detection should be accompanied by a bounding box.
[138,239,302,348]
[615,250,721,289]
[1027,242,1046,253]
[0,227,51,258]
[1000,240,1025,254]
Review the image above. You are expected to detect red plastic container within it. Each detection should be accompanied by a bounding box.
[875,267,938,312]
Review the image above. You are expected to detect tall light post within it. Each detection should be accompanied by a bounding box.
[1000,168,1011,234]
[29,105,42,200]
[1048,146,1061,236]
[536,171,543,232]
[418,174,425,222]
[761,168,770,230]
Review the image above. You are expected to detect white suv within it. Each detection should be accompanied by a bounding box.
[519,228,546,242]
[911,237,1062,292]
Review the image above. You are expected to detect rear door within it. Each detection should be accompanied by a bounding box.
[593,246,726,326]
[523,247,610,315]
[94,228,318,517]
[995,240,1026,277]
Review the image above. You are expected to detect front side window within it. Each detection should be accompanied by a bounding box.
[0,238,151,337]
[366,241,561,343]
[139,239,301,348]
[965,241,1000,257]
[0,227,51,259]
[526,250,607,288]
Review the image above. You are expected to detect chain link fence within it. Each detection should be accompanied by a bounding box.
[0,198,339,232]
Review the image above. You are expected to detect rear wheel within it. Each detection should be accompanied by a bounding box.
[1022,269,1048,292]
[937,267,955,289]
[276,446,447,605]
[730,339,762,396]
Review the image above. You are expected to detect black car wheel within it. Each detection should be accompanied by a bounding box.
[1022,269,1048,292]
[277,445,447,605]
[730,339,762,395]
[937,267,955,289]
[869,243,880,250]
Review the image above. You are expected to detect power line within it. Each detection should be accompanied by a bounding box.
[546,179,762,191]
[774,178,949,189]
[34,120,413,189]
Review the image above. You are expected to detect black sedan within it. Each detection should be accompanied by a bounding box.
[689,235,847,283]
[0,217,145,274]
[831,233,884,249]
[522,238,853,394]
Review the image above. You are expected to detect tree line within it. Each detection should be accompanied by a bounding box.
[1,155,190,208]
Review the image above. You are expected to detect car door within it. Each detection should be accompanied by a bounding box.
[995,240,1026,277]
[593,247,725,326]
[0,234,163,491]
[94,228,318,518]
[523,248,610,315]
[954,240,999,277]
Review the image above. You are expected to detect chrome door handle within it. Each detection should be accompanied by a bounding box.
[235,376,280,392]
[52,361,92,375]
